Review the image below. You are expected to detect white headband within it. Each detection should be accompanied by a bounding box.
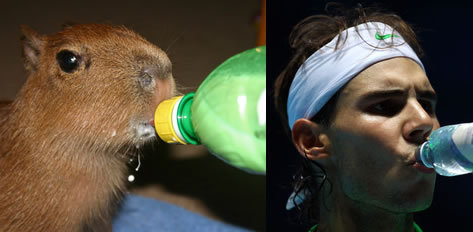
[287,22,425,130]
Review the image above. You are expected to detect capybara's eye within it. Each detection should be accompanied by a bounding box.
[56,50,81,73]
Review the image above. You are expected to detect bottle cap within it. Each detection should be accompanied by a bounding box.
[154,96,187,144]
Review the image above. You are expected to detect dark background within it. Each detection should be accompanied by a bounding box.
[268,1,473,231]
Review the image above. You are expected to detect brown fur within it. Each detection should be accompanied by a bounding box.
[0,24,176,231]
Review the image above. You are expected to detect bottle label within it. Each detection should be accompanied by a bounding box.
[451,122,473,162]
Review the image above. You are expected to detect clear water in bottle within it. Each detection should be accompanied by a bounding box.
[418,123,473,176]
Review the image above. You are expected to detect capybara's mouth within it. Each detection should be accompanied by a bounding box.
[133,120,156,143]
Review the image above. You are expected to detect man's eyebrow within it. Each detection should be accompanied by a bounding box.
[358,89,407,100]
[358,89,438,102]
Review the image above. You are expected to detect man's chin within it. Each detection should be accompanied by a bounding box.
[399,174,436,213]
[393,191,434,213]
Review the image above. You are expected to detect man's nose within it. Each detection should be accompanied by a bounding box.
[402,99,434,145]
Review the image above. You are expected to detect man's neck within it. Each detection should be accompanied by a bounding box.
[317,183,415,232]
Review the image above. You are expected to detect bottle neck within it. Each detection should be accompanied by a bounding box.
[175,92,200,145]
[416,141,434,168]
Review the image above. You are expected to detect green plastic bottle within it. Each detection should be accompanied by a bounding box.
[154,46,266,174]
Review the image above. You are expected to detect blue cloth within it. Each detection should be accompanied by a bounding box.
[113,194,252,232]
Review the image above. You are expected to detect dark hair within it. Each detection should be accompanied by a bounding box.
[273,3,424,225]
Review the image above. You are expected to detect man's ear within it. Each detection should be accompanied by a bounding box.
[20,25,45,72]
[292,118,331,161]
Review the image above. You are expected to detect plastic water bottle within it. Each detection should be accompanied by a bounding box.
[153,46,266,174]
[416,122,473,176]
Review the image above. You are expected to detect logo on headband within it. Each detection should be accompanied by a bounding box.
[375,32,400,40]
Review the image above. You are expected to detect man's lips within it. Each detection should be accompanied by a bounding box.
[412,162,436,174]
[406,154,436,174]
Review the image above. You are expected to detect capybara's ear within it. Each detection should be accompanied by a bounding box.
[20,25,45,72]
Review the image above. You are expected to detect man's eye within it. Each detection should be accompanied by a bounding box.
[367,100,404,116]
[419,100,435,114]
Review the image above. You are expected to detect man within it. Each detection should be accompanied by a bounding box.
[273,5,438,232]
